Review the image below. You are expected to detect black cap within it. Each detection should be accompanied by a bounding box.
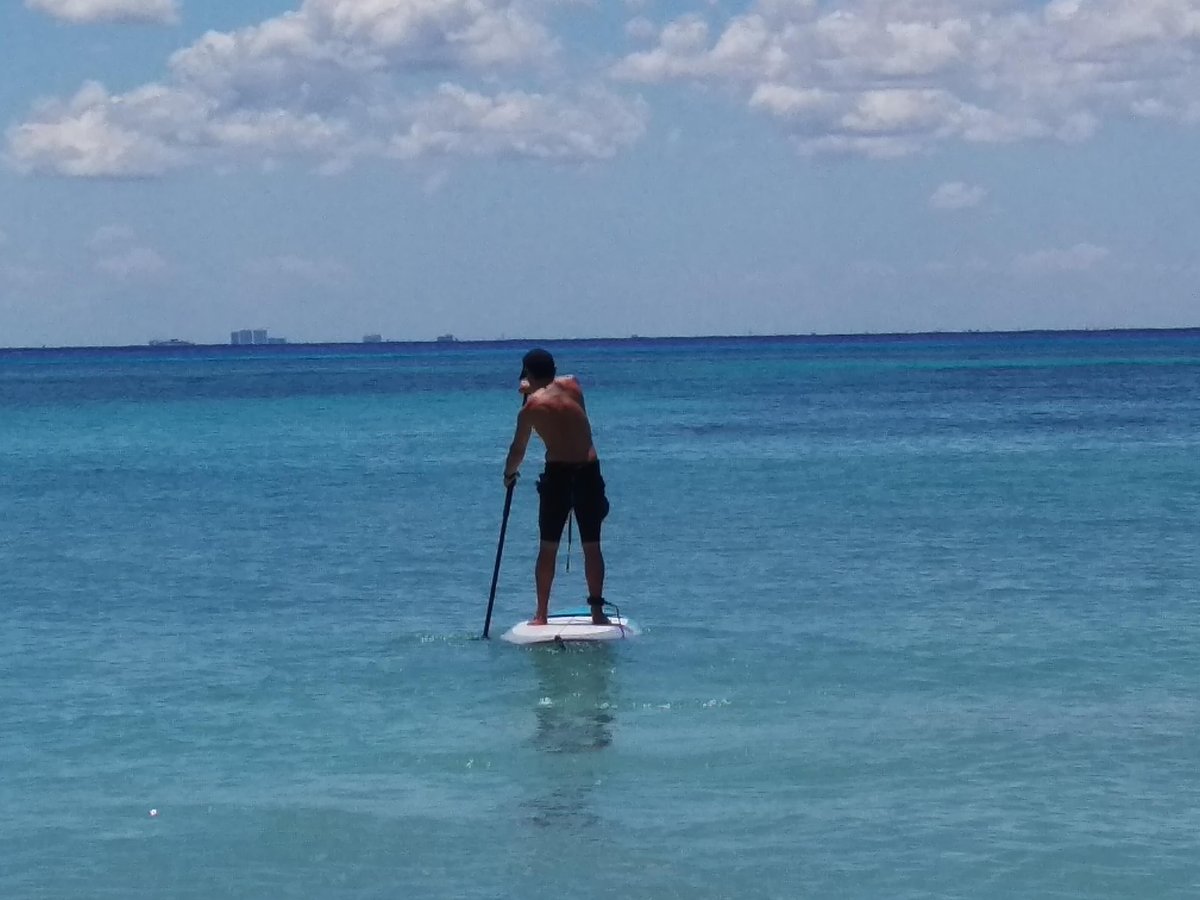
[521,348,556,381]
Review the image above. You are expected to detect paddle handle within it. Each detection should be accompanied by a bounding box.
[482,481,516,639]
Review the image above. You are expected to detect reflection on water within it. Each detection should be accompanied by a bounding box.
[525,784,604,832]
[522,644,618,834]
[530,643,616,754]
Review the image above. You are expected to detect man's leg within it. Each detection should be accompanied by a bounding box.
[574,464,611,626]
[532,540,559,624]
[582,541,609,624]
[534,465,570,625]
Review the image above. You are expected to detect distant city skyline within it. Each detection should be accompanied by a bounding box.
[2,324,1192,354]
[2,1,1200,348]
[230,328,286,346]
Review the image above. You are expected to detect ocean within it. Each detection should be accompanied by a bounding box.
[2,331,1199,899]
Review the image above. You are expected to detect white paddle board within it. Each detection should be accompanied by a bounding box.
[500,608,640,645]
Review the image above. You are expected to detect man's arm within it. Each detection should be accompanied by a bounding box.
[503,406,534,483]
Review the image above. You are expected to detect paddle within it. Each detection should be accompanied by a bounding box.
[484,378,530,638]
[482,479,516,639]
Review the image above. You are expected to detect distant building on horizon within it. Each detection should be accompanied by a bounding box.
[231,328,286,346]
[363,334,382,343]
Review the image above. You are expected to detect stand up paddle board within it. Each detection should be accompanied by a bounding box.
[500,608,640,645]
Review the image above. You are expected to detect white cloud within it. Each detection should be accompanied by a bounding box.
[389,84,647,162]
[660,14,710,53]
[7,82,192,177]
[625,16,658,42]
[613,0,1200,157]
[841,89,958,133]
[95,246,169,279]
[749,83,834,119]
[929,180,987,210]
[83,224,169,279]
[166,0,557,91]
[7,0,648,178]
[796,132,922,159]
[25,0,179,26]
[247,254,352,288]
[1013,242,1110,274]
[816,13,971,78]
[21,0,1200,172]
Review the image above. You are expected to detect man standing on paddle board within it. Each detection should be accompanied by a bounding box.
[503,349,611,626]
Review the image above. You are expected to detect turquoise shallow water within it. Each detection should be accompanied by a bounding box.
[3,332,1200,898]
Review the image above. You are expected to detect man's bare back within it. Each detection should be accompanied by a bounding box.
[520,376,598,464]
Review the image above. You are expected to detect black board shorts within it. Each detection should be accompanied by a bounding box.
[537,460,609,543]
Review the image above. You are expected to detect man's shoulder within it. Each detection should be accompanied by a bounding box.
[522,388,554,411]
[554,375,583,395]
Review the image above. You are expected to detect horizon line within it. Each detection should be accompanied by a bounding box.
[3,324,1200,353]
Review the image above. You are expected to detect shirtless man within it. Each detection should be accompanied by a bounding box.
[503,348,611,626]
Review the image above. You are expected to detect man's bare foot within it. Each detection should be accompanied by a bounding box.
[530,616,548,626]
[587,597,610,625]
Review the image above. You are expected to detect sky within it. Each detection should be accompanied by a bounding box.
[1,0,1199,347]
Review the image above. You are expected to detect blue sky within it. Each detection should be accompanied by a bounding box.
[2,0,1198,347]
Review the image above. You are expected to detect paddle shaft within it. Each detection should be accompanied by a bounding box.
[482,480,516,639]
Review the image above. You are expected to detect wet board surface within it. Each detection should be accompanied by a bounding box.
[499,609,640,645]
